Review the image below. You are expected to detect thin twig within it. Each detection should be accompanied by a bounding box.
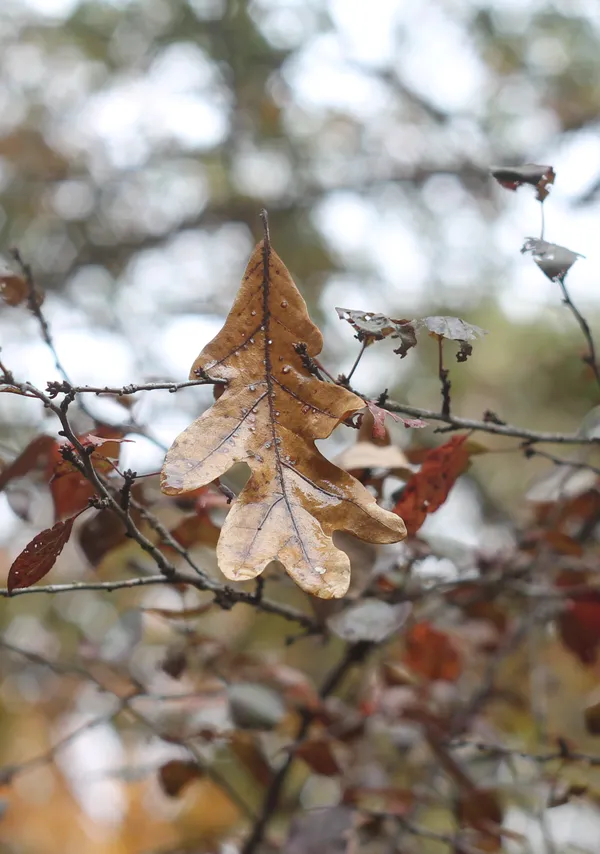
[354,392,600,445]
[345,341,367,384]
[46,379,222,397]
[556,273,600,394]
[437,336,451,417]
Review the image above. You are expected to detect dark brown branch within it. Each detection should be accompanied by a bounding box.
[556,273,600,394]
[241,641,372,854]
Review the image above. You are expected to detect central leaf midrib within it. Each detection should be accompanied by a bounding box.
[261,240,313,570]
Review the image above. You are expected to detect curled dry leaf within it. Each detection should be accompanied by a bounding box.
[158,759,203,797]
[161,238,406,598]
[365,401,427,442]
[0,257,28,307]
[491,163,555,201]
[393,435,471,535]
[521,238,583,281]
[336,307,418,357]
[8,516,77,592]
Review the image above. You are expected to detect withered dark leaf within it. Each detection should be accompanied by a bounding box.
[158,759,203,797]
[293,737,344,776]
[162,241,406,598]
[521,238,583,281]
[0,434,56,492]
[336,307,418,357]
[491,164,555,201]
[584,701,600,735]
[8,516,76,592]
[0,258,28,307]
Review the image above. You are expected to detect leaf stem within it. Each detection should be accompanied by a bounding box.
[345,340,367,383]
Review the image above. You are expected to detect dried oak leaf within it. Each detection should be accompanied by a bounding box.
[336,307,418,357]
[491,164,555,201]
[393,435,471,535]
[8,516,76,592]
[161,240,406,598]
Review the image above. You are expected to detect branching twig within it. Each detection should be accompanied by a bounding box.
[241,641,372,854]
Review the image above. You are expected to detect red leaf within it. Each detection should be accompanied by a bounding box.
[0,434,55,491]
[294,738,343,776]
[365,402,390,442]
[403,622,461,682]
[558,587,600,666]
[8,517,76,592]
[48,429,128,520]
[393,435,470,534]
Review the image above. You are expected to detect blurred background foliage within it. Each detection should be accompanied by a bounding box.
[3,0,600,851]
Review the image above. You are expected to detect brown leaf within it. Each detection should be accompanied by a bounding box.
[229,731,273,786]
[294,737,343,776]
[161,239,406,598]
[0,258,28,306]
[584,702,600,735]
[403,622,461,682]
[158,759,203,797]
[0,434,56,492]
[8,517,76,592]
[78,510,127,567]
[456,788,503,851]
[491,164,555,201]
[49,429,127,520]
[168,512,220,550]
[393,435,471,535]
[343,786,413,816]
[558,580,600,665]
[334,441,414,479]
